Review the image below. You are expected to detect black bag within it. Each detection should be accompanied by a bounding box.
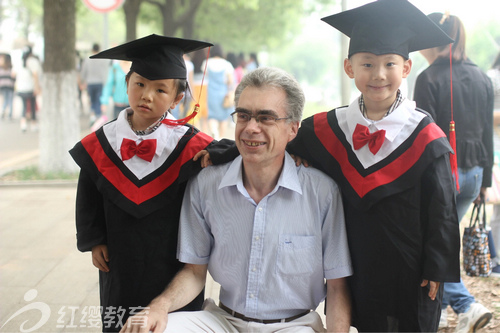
[462,201,492,277]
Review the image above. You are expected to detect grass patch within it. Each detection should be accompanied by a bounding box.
[0,166,79,181]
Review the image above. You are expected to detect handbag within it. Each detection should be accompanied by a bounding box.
[462,200,492,277]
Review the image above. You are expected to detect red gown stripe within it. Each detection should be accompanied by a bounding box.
[313,112,446,197]
[80,131,212,205]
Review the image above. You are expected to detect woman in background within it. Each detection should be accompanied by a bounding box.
[0,53,15,120]
[202,44,234,139]
[413,12,494,333]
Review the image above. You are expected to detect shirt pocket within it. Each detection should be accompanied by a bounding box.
[276,234,318,276]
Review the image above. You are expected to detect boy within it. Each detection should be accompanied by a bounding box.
[287,0,460,331]
[69,35,214,332]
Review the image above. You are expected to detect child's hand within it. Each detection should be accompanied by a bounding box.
[193,150,212,168]
[420,279,440,300]
[289,154,310,167]
[92,245,110,272]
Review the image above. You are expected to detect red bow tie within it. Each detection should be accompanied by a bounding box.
[352,124,386,155]
[120,138,157,162]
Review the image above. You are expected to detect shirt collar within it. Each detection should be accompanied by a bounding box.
[219,152,302,196]
[347,97,415,142]
[115,108,173,157]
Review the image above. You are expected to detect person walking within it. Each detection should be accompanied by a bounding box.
[100,59,130,120]
[16,46,41,132]
[79,43,110,126]
[413,12,494,333]
[0,53,15,120]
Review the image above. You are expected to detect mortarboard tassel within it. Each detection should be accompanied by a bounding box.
[448,43,459,191]
[162,46,212,127]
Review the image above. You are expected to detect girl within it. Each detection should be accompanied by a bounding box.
[69,35,214,332]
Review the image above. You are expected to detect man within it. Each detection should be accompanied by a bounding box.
[79,43,110,124]
[120,67,353,333]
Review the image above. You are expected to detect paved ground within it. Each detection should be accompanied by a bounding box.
[0,112,222,333]
[0,115,326,333]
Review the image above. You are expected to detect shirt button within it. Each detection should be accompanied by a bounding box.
[250,294,255,298]
[255,236,260,241]
[252,267,257,272]
[258,207,263,212]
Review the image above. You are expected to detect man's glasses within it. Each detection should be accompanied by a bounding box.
[230,111,290,126]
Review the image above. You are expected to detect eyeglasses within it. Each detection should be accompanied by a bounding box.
[230,111,290,126]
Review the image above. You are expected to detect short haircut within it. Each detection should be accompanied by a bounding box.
[234,67,304,122]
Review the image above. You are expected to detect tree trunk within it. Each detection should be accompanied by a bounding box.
[161,1,176,36]
[41,0,79,173]
[123,0,142,42]
[159,0,202,37]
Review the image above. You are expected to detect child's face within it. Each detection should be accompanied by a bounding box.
[126,72,183,125]
[344,52,411,108]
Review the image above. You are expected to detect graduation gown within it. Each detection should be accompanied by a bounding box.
[287,100,461,332]
[69,116,213,332]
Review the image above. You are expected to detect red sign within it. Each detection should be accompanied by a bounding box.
[82,0,124,13]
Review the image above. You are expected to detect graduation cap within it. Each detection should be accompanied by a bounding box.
[321,0,453,59]
[91,34,213,126]
[90,34,213,80]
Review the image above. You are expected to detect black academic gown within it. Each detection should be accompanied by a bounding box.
[69,123,213,332]
[287,109,461,332]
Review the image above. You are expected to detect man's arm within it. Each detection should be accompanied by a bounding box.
[120,263,207,333]
[325,278,351,333]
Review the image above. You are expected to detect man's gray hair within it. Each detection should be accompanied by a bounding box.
[234,67,304,122]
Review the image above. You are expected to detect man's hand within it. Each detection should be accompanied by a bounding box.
[119,305,168,333]
[120,264,207,332]
[420,279,440,300]
[193,150,212,168]
[91,245,109,272]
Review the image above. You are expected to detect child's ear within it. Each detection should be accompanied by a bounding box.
[344,58,355,78]
[170,92,185,109]
[402,58,412,78]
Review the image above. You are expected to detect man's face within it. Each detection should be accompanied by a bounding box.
[234,86,299,169]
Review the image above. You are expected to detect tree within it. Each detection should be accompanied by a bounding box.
[133,0,305,53]
[41,0,79,173]
[144,0,202,38]
[123,0,142,41]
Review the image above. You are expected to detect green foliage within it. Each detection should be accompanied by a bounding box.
[136,1,164,36]
[193,0,304,53]
[3,0,42,39]
[76,7,127,52]
[467,19,500,71]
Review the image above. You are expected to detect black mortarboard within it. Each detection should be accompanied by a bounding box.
[321,0,453,59]
[90,34,212,80]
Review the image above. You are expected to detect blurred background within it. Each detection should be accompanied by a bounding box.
[1,0,498,117]
[0,0,499,175]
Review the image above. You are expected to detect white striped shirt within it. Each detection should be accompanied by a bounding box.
[178,153,352,320]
